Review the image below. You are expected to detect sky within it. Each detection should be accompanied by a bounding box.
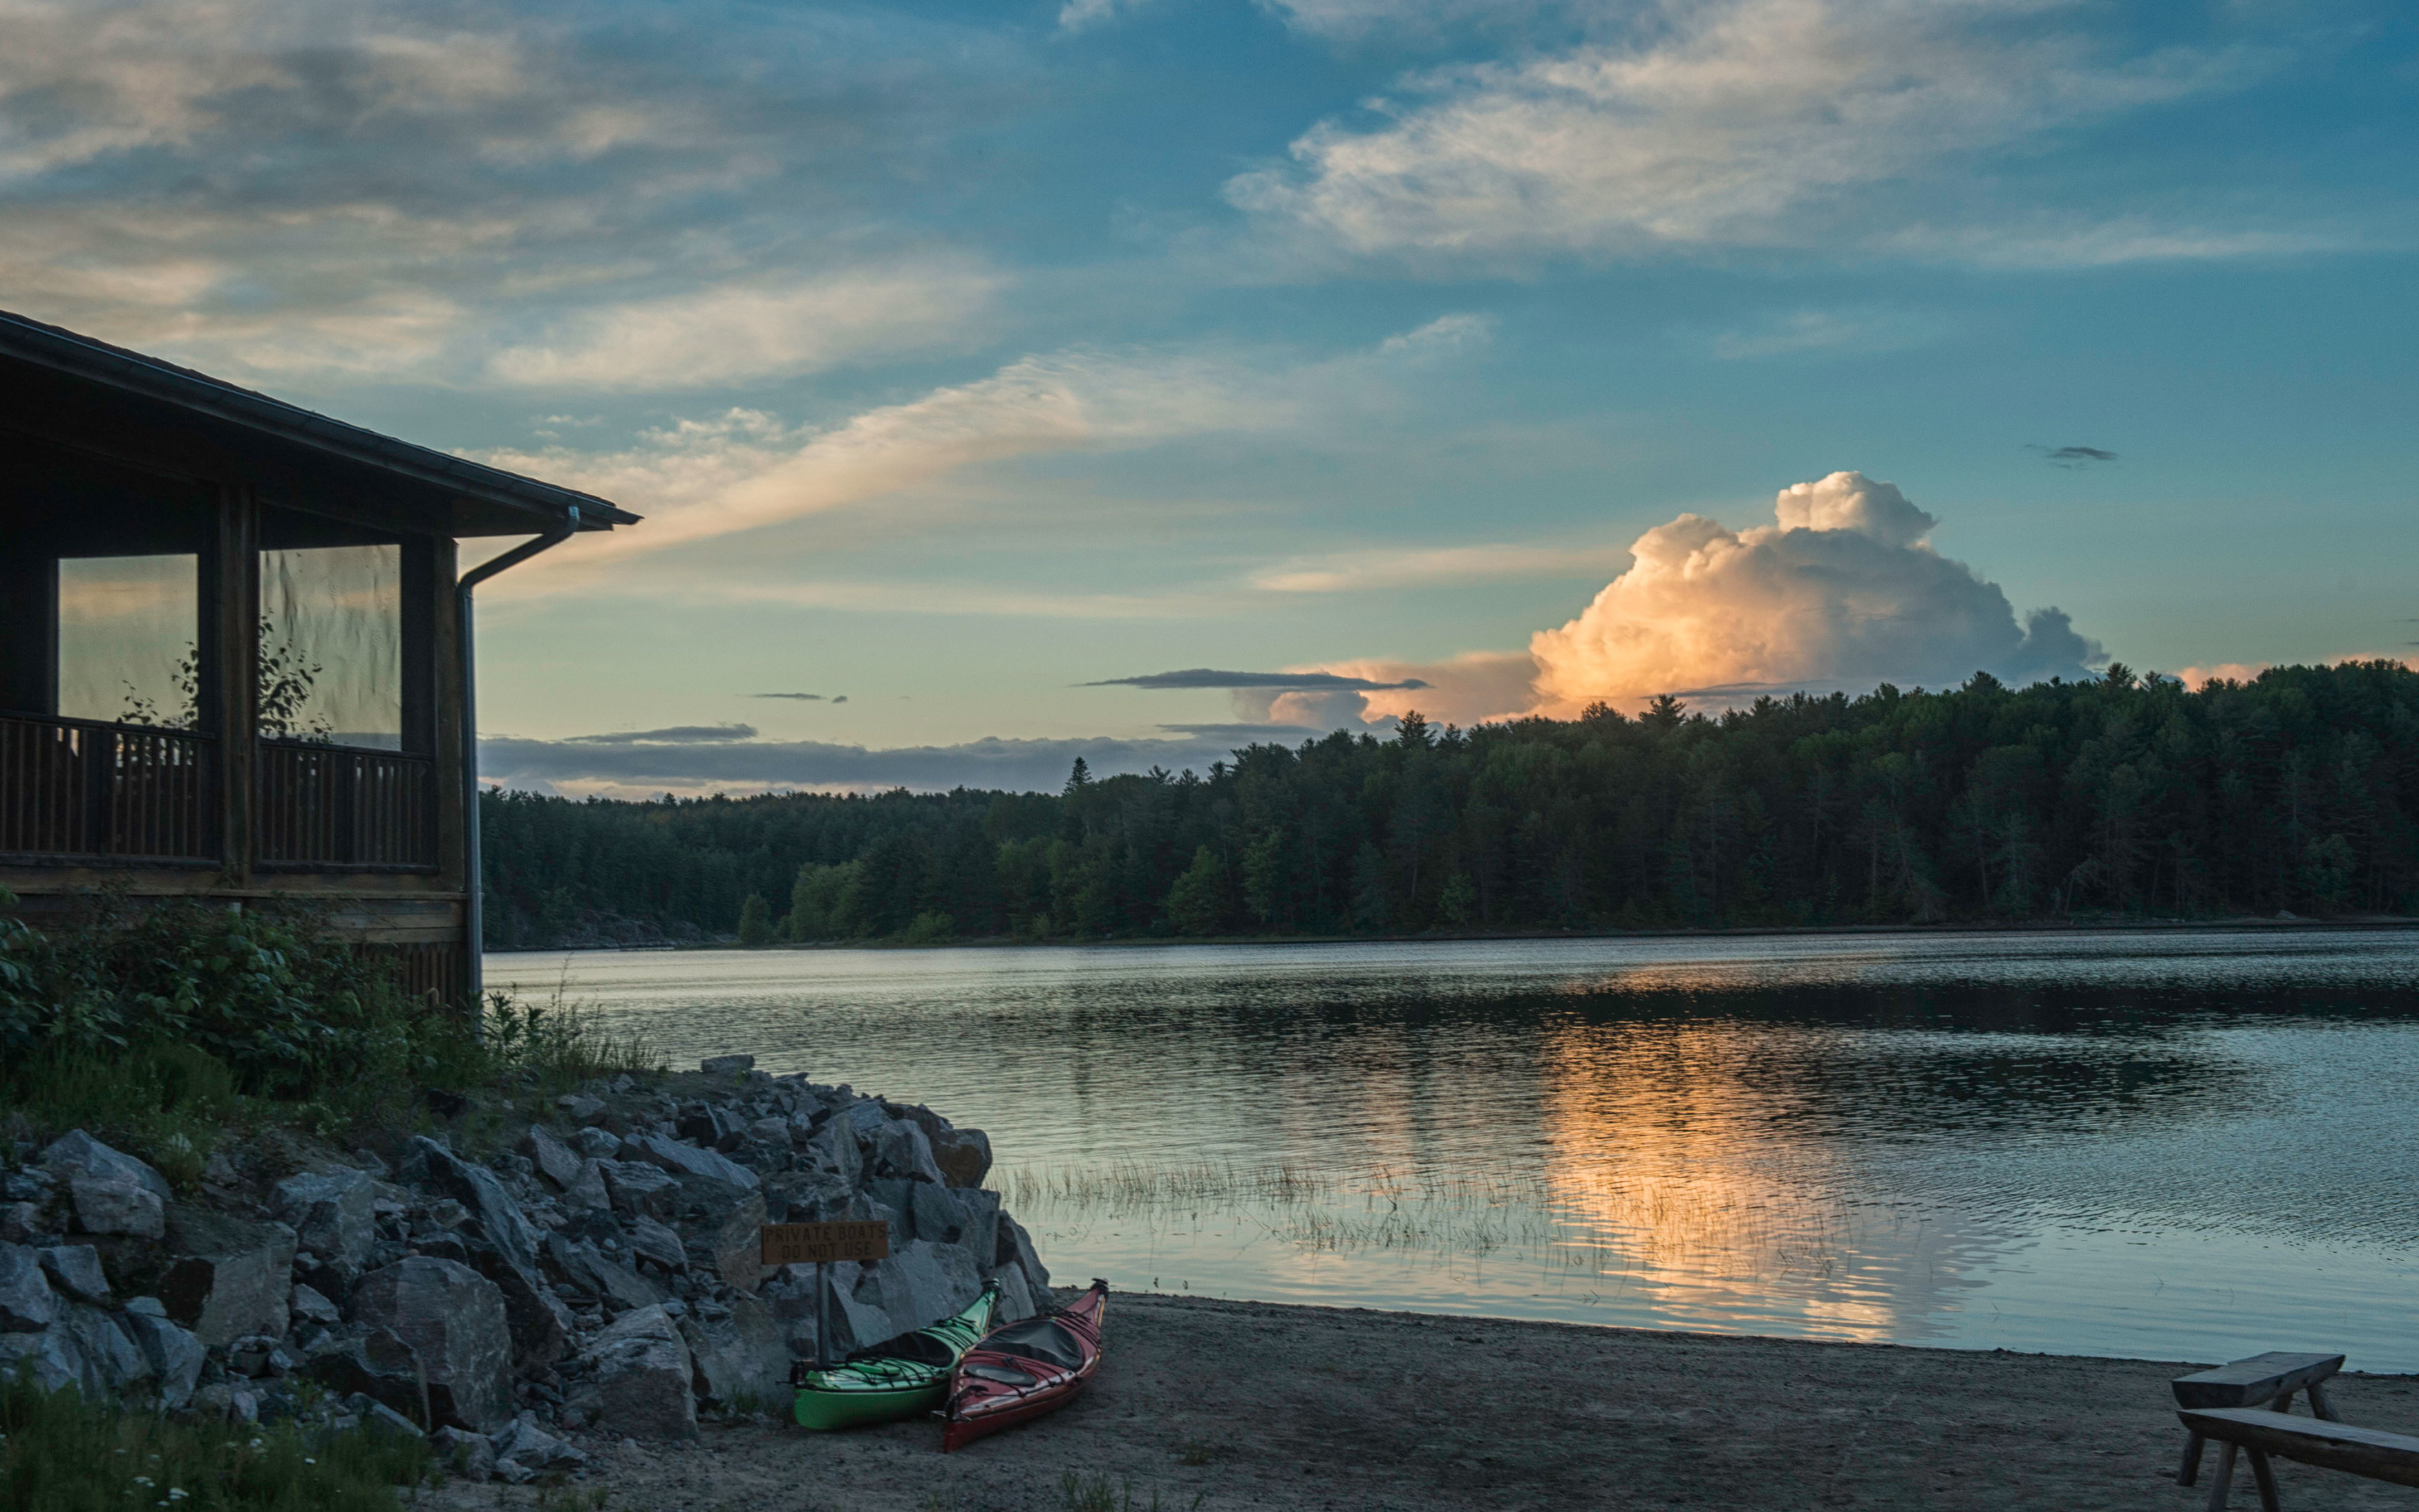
[8,0,2416,793]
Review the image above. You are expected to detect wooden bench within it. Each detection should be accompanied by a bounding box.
[2175,1408,2419,1510]
[2174,1352,2344,1492]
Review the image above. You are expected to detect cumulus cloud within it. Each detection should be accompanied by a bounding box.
[1526,471,2100,712]
[1228,0,2252,266]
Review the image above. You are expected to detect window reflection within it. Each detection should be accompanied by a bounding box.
[257,543,402,748]
[56,554,198,728]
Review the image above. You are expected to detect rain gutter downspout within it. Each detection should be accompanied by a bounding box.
[457,505,579,1017]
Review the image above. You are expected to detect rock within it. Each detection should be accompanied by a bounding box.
[38,1131,169,1202]
[428,1424,496,1482]
[346,1393,425,1438]
[998,1213,1051,1291]
[1,1169,53,1203]
[491,1415,588,1477]
[122,1307,206,1408]
[700,1055,755,1076]
[350,1256,514,1432]
[855,1239,981,1341]
[69,1178,164,1240]
[0,1325,84,1394]
[867,1120,946,1185]
[600,1161,679,1219]
[929,1127,992,1189]
[307,1327,428,1427]
[841,1100,890,1140]
[461,1241,571,1370]
[746,1117,790,1148]
[707,1191,768,1294]
[570,1128,621,1160]
[799,1115,861,1186]
[628,1216,687,1272]
[561,1159,612,1213]
[520,1126,585,1193]
[908,1183,968,1247]
[542,1234,663,1312]
[270,1169,375,1272]
[58,1303,152,1395]
[621,1132,760,1192]
[291,1283,343,1326]
[37,1244,109,1303]
[406,1138,541,1275]
[0,1242,59,1331]
[953,1189,1002,1273]
[679,1292,788,1409]
[0,1202,39,1245]
[984,1263,1038,1325]
[581,1304,697,1439]
[160,1209,297,1347]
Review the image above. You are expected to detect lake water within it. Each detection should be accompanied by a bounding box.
[487,929,2419,1370]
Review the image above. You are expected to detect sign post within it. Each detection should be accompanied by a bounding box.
[761,1221,892,1370]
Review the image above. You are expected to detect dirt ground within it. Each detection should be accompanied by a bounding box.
[432,1294,2419,1512]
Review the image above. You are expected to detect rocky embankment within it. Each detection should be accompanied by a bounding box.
[0,1056,1048,1483]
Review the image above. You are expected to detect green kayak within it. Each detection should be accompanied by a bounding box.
[792,1281,1001,1431]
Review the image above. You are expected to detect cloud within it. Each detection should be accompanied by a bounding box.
[2174,663,2267,690]
[561,724,757,744]
[2031,444,2118,467]
[480,728,1298,796]
[1250,540,1632,593]
[485,265,999,389]
[1083,668,1430,690]
[1526,471,2101,713]
[1227,0,2253,267]
[751,692,826,701]
[1704,307,1953,361]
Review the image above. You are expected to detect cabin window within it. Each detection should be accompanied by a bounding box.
[257,540,404,749]
[55,554,200,729]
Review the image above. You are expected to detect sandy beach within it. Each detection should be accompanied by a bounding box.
[431,1293,2419,1511]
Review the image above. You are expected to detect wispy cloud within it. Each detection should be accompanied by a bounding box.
[1084,668,1431,690]
[561,723,757,744]
[1250,540,1630,593]
[2029,444,2119,468]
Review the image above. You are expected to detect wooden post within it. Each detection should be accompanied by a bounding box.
[816,1260,831,1370]
[213,489,258,881]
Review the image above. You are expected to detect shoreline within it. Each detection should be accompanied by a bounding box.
[433,1293,2419,1511]
[505,913,2419,956]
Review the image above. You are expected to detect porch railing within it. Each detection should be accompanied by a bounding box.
[0,713,216,862]
[256,740,437,871]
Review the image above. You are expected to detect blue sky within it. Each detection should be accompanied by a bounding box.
[8,0,2415,791]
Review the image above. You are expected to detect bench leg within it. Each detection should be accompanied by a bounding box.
[2306,1379,2339,1422]
[2179,1430,2207,1486]
[2205,1441,2237,1512]
[2245,1447,2281,1512]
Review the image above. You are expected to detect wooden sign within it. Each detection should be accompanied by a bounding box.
[761,1220,891,1267]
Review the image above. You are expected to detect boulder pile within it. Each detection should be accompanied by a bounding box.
[0,1057,1046,1480]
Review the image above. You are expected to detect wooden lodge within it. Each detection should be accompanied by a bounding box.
[0,308,638,1006]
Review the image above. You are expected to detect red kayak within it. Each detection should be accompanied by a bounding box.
[939,1279,1107,1452]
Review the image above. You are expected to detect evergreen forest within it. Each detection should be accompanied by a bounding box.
[478,661,2419,947]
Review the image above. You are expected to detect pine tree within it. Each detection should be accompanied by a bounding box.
[735,893,775,947]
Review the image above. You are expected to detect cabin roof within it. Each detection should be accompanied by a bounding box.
[0,306,639,535]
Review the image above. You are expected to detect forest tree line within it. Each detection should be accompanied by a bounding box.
[479,661,2419,947]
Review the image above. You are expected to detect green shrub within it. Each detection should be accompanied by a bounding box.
[0,1366,431,1511]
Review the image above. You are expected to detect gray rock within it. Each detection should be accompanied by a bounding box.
[707,1191,768,1294]
[0,1325,84,1394]
[679,1292,787,1409]
[123,1307,206,1408]
[69,1177,164,1239]
[349,1256,514,1432]
[461,1243,571,1369]
[855,1239,981,1341]
[346,1393,425,1438]
[561,1159,612,1213]
[983,1263,1038,1325]
[406,1138,541,1276]
[581,1303,697,1439]
[799,1114,861,1186]
[59,1302,152,1394]
[700,1055,755,1076]
[867,1120,946,1185]
[746,1117,790,1149]
[307,1326,428,1427]
[542,1234,663,1312]
[622,1132,760,1192]
[929,1127,992,1189]
[1,1202,42,1245]
[491,1415,587,1476]
[270,1169,375,1272]
[600,1161,679,1219]
[1,1169,53,1203]
[521,1126,585,1193]
[0,1242,58,1332]
[998,1213,1051,1290]
[160,1210,296,1347]
[628,1216,687,1272]
[555,1093,607,1123]
[37,1244,109,1303]
[954,1189,1002,1274]
[38,1131,169,1202]
[908,1183,968,1246]
[570,1127,622,1160]
[290,1283,342,1326]
[428,1424,496,1482]
[841,1100,890,1140]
